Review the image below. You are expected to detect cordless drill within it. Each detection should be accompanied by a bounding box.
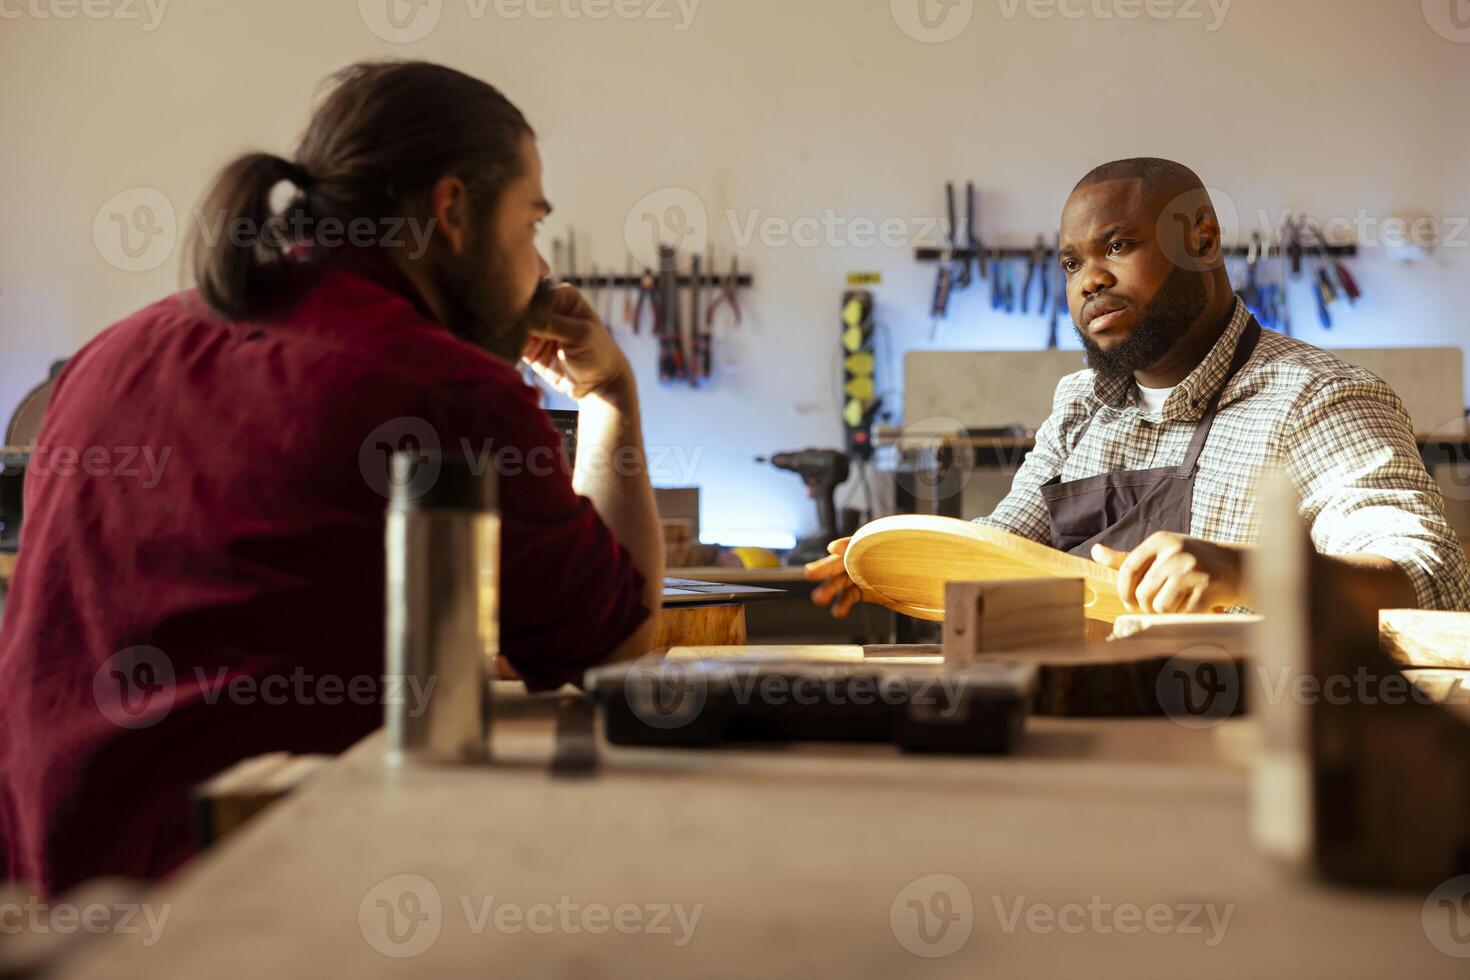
[755,449,851,566]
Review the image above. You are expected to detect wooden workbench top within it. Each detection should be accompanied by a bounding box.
[49,684,1460,978]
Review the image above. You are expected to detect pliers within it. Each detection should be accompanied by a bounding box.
[632,268,658,335]
[707,254,742,328]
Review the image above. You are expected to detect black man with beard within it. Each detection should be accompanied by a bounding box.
[810,158,1468,619]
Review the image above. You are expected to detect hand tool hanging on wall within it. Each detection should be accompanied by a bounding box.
[1020,236,1050,315]
[930,182,972,320]
[689,253,708,386]
[966,182,986,280]
[567,228,577,289]
[1302,218,1361,305]
[657,245,686,382]
[622,255,637,327]
[1047,234,1064,349]
[913,202,1357,338]
[632,267,658,336]
[1315,266,1336,329]
[950,183,971,290]
[1276,232,1293,337]
[707,251,743,329]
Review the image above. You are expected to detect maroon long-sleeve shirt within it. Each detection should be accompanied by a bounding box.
[0,261,648,894]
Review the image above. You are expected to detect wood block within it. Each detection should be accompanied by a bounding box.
[943,578,1084,663]
[654,487,700,541]
[191,752,330,848]
[1379,610,1470,669]
[994,641,1243,718]
[666,645,863,662]
[1111,613,1261,657]
[651,602,746,653]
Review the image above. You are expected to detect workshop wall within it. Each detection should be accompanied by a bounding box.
[2,0,1467,545]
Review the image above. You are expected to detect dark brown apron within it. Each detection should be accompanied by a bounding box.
[1041,319,1261,557]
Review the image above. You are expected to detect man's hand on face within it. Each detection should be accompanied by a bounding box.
[522,284,633,402]
[803,537,865,619]
[1092,532,1246,615]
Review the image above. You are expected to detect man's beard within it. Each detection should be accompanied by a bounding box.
[436,239,554,364]
[1076,265,1208,382]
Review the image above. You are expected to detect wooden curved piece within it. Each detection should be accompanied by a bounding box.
[844,515,1128,623]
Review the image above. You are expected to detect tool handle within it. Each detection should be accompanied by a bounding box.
[1334,261,1362,303]
[931,266,953,319]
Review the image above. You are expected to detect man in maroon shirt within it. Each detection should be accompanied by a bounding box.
[0,61,664,894]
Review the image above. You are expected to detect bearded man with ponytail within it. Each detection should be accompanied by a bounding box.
[0,62,663,894]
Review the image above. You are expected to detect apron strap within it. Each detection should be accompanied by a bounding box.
[1175,317,1262,477]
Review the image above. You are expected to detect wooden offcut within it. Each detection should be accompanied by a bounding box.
[942,578,1085,663]
[191,752,330,848]
[1111,613,1261,656]
[651,602,747,652]
[844,515,1128,623]
[1379,610,1470,670]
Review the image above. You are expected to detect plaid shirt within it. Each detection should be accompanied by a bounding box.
[976,298,1470,611]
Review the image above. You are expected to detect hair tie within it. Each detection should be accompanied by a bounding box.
[283,159,314,191]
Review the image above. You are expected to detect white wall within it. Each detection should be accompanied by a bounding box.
[3,0,1468,544]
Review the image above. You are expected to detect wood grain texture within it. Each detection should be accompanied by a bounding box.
[1379,610,1470,669]
[844,516,1127,623]
[667,645,864,662]
[942,578,1084,662]
[980,641,1243,718]
[651,603,746,653]
[1111,613,1260,655]
[46,702,1463,980]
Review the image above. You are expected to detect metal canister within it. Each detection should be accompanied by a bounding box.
[384,452,499,763]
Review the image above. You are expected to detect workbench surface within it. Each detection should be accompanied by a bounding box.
[51,684,1463,978]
